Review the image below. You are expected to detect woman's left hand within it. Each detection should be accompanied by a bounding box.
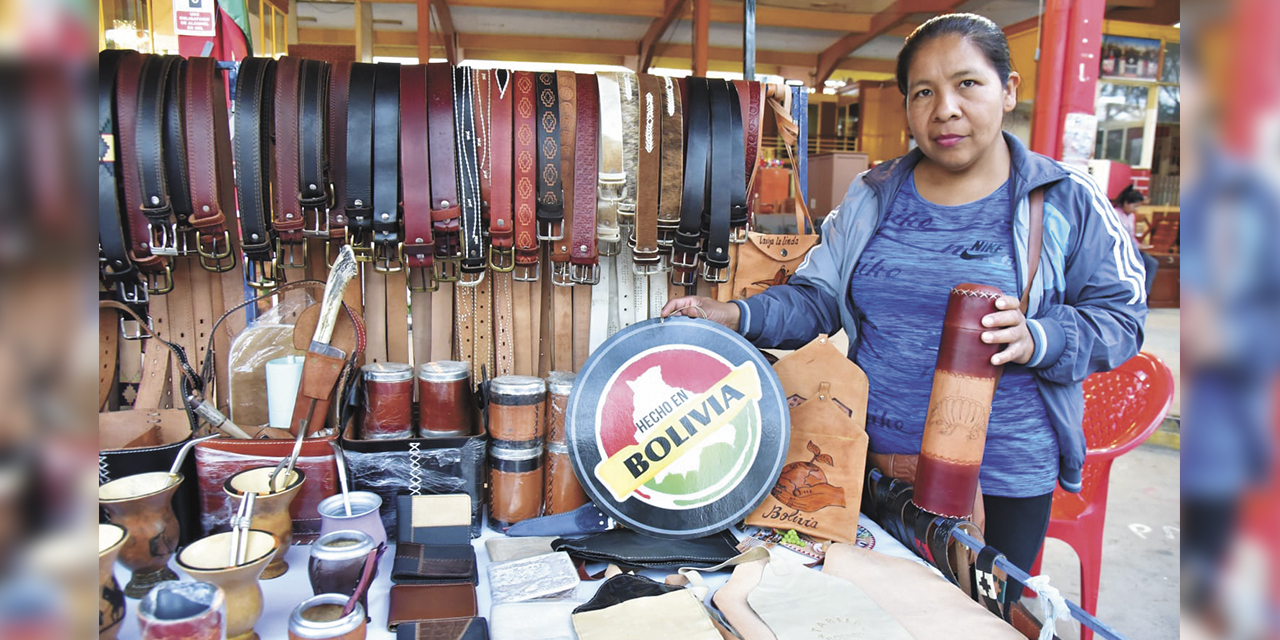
[980,296,1034,366]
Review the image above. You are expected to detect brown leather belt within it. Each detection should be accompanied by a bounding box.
[489,70,516,272]
[657,76,684,254]
[549,71,576,286]
[569,72,599,285]
[733,79,765,203]
[400,64,437,292]
[118,53,173,293]
[512,71,540,281]
[182,57,235,273]
[631,73,663,274]
[271,56,305,267]
[426,63,462,283]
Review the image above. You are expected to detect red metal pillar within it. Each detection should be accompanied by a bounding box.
[1057,0,1105,164]
[1032,0,1103,161]
[1030,0,1070,158]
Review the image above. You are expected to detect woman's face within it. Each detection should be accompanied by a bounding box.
[905,34,1019,174]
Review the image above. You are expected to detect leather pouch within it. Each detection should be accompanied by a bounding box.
[387,583,478,631]
[710,558,774,640]
[489,601,582,640]
[394,616,489,640]
[392,542,478,585]
[571,589,721,640]
[397,494,474,544]
[551,527,741,570]
[747,552,909,640]
[732,225,821,300]
[99,408,201,545]
[821,543,1024,639]
[572,574,682,614]
[487,551,580,604]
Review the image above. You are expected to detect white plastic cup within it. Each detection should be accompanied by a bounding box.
[265,355,305,429]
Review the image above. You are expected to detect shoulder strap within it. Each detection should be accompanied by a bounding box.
[1021,188,1044,316]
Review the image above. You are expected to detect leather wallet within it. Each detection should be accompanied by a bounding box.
[397,494,474,544]
[387,583,478,631]
[503,503,612,537]
[392,542,478,585]
[394,616,489,640]
[551,528,741,570]
[572,574,683,614]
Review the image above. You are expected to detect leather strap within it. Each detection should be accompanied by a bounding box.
[569,72,599,285]
[162,57,193,238]
[365,266,388,362]
[726,81,748,235]
[630,73,662,273]
[183,57,237,273]
[99,49,149,307]
[327,61,352,245]
[387,270,410,363]
[572,284,591,370]
[617,72,639,229]
[657,76,684,252]
[701,80,734,282]
[733,80,764,201]
[431,282,455,362]
[535,72,564,241]
[552,281,574,371]
[427,63,461,282]
[548,71,576,286]
[133,54,184,271]
[401,64,437,292]
[512,71,540,281]
[672,77,709,288]
[489,70,516,271]
[345,62,376,256]
[372,62,403,273]
[511,279,534,376]
[297,59,331,240]
[271,56,305,263]
[1022,188,1044,316]
[616,249,636,328]
[595,72,624,257]
[475,69,492,229]
[455,66,485,284]
[232,56,278,289]
[454,284,475,368]
[493,270,516,376]
[474,273,495,377]
[973,544,1008,618]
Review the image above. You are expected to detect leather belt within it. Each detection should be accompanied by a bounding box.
[594,72,624,257]
[372,62,403,273]
[512,71,539,281]
[727,81,749,239]
[657,76,684,253]
[617,72,639,229]
[548,71,576,287]
[99,49,150,314]
[162,57,195,254]
[630,73,662,275]
[272,56,305,267]
[327,61,351,247]
[344,62,376,259]
[454,66,484,285]
[534,72,564,242]
[426,63,461,282]
[569,72,599,285]
[232,56,278,289]
[733,80,764,205]
[672,77,709,288]
[135,55,185,263]
[702,79,734,282]
[400,64,437,292]
[298,59,331,240]
[183,57,236,272]
[489,70,516,272]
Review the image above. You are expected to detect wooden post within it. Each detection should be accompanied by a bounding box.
[354,0,373,62]
[417,0,431,63]
[692,0,709,77]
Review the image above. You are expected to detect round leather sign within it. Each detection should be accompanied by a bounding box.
[566,317,790,539]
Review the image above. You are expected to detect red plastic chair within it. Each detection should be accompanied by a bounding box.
[1026,352,1174,640]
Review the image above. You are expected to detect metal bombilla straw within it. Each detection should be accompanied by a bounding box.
[167,434,222,486]
[227,491,256,567]
[329,441,353,516]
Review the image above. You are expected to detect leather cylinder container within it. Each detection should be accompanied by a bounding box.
[308,530,376,615]
[361,363,415,439]
[543,371,587,515]
[487,375,547,531]
[416,361,473,438]
[914,283,1004,518]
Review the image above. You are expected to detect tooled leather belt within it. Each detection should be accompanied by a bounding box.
[569,72,599,286]
[726,81,749,241]
[99,49,150,313]
[548,71,576,287]
[488,70,515,273]
[594,72,624,258]
[182,57,236,273]
[534,72,564,242]
[629,73,663,276]
[427,63,461,282]
[372,62,403,273]
[512,71,540,282]
[232,56,279,289]
[344,62,376,260]
[297,59,331,240]
[454,65,484,286]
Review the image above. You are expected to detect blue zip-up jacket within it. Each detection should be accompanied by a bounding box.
[733,133,1147,492]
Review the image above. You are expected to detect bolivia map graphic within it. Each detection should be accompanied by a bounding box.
[593,346,762,510]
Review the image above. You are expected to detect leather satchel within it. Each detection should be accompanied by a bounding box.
[571,589,722,640]
[747,552,911,640]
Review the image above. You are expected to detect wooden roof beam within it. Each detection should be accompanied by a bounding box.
[814,0,968,85]
[430,0,459,64]
[640,0,690,73]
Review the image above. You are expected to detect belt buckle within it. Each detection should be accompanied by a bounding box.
[196,230,235,272]
[656,225,678,248]
[346,227,374,263]
[434,256,461,283]
[119,313,152,340]
[142,263,174,295]
[147,222,182,257]
[513,260,540,282]
[536,220,564,242]
[570,262,600,285]
[372,242,404,274]
[597,236,621,257]
[616,203,636,227]
[730,226,748,244]
[302,205,329,238]
[701,261,729,283]
[275,237,308,269]
[458,265,486,288]
[550,261,574,287]
[488,245,516,273]
[245,256,281,290]
[670,266,696,288]
[407,265,439,293]
[632,259,663,276]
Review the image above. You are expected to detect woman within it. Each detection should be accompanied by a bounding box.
[1113,184,1159,296]
[662,13,1146,609]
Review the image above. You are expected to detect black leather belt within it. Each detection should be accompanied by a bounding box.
[136,55,184,258]
[454,65,485,284]
[372,62,402,272]
[98,49,149,321]
[162,57,194,249]
[298,59,331,238]
[535,72,564,241]
[232,56,279,288]
[326,61,352,249]
[672,77,709,288]
[344,62,376,259]
[702,79,733,282]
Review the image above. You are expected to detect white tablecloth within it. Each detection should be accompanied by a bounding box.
[114,514,922,639]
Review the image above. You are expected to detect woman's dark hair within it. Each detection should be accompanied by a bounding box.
[896,13,1012,97]
[1115,185,1145,206]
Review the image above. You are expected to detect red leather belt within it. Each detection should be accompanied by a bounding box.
[182,57,236,273]
[569,72,599,285]
[630,73,662,274]
[99,49,150,316]
[326,61,352,247]
[400,64,436,292]
[512,71,540,281]
[733,79,764,217]
[271,56,305,267]
[488,70,516,273]
[427,63,461,282]
[549,71,576,286]
[117,53,173,294]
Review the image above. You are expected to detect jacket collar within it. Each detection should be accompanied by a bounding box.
[861,132,1068,214]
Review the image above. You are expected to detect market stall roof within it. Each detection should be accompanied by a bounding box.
[293,0,1179,85]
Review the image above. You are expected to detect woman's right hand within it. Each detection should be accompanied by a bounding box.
[660,296,741,331]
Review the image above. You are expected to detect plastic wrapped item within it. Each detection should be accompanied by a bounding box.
[340,420,487,538]
[487,552,580,604]
[227,294,313,429]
